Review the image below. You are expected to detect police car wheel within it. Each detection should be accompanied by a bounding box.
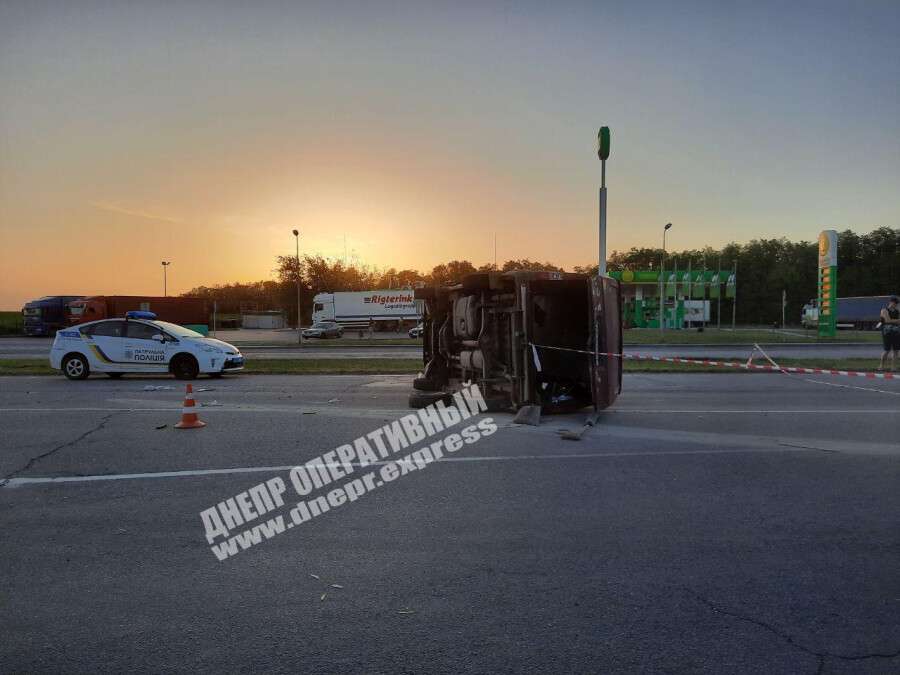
[62,354,90,380]
[171,355,199,380]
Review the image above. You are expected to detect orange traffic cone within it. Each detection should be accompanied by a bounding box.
[175,383,206,429]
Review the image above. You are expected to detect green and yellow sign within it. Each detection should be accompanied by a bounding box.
[817,230,838,337]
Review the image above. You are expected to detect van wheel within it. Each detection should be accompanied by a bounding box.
[63,354,90,380]
[408,390,450,409]
[171,354,199,380]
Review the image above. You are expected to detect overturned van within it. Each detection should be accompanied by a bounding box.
[410,270,622,413]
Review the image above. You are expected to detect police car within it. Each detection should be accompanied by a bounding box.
[50,311,244,380]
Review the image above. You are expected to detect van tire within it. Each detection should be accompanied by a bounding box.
[62,354,90,380]
[171,354,199,380]
[408,390,450,409]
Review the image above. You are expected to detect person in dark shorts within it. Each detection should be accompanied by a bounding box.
[878,295,900,371]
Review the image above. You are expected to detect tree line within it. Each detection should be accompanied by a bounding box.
[184,228,898,326]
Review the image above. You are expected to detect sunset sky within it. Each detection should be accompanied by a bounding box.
[1,1,899,309]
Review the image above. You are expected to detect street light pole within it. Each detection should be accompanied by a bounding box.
[161,261,170,297]
[293,230,302,345]
[659,223,672,334]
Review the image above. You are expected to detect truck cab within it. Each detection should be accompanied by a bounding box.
[22,296,84,336]
[67,297,105,325]
[311,294,336,324]
[801,299,818,329]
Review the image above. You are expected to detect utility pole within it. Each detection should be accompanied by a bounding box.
[782,289,787,329]
[161,261,170,297]
[687,259,692,329]
[717,258,722,330]
[731,260,737,331]
[293,229,302,345]
[673,257,678,329]
[702,254,707,328]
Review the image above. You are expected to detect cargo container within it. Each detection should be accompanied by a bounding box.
[801,296,893,330]
[311,290,421,330]
[68,296,209,334]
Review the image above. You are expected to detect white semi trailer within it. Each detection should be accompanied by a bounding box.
[311,291,422,330]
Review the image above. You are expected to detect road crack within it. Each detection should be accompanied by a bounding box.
[1,412,117,487]
[687,589,900,672]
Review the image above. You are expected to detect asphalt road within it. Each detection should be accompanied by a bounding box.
[0,336,885,361]
[2,373,899,673]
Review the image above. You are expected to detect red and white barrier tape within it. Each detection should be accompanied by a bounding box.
[529,343,897,380]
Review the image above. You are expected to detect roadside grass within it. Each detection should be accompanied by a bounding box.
[236,337,421,347]
[0,311,23,336]
[235,330,879,348]
[0,358,423,377]
[623,328,881,345]
[244,358,421,374]
[622,357,889,373]
[0,360,54,375]
[3,356,891,377]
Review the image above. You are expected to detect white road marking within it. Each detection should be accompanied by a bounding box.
[3,446,822,488]
[0,408,897,414]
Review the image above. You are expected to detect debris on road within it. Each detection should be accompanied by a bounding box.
[310,574,320,580]
[513,405,541,426]
[154,424,167,430]
[330,584,343,589]
[143,385,174,391]
[559,415,599,441]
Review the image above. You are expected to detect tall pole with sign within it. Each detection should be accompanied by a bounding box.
[817,230,838,337]
[597,126,610,276]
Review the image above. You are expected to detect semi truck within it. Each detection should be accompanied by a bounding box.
[801,296,893,330]
[68,296,210,334]
[22,296,84,336]
[311,290,422,330]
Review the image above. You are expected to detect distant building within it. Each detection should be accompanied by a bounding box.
[241,310,285,329]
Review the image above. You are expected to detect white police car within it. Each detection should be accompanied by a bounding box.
[50,311,244,380]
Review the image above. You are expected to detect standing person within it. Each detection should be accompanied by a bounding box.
[878,295,900,371]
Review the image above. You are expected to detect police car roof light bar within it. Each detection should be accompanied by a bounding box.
[125,310,157,320]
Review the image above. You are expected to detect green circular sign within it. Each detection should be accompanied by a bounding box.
[597,126,610,160]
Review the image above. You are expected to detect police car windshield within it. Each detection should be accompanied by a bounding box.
[153,321,203,338]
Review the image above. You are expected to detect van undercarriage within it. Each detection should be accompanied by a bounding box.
[410,271,622,413]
